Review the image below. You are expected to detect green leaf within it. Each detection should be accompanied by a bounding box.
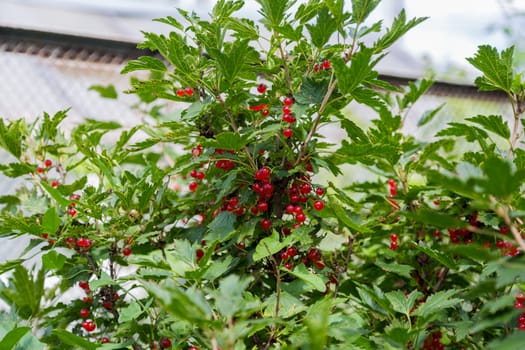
[256,0,293,29]
[121,56,167,74]
[304,298,331,349]
[143,281,212,325]
[332,49,375,94]
[214,39,252,88]
[206,211,236,242]
[253,230,294,261]
[375,260,414,279]
[215,132,246,151]
[412,290,461,317]
[306,7,337,48]
[0,162,34,178]
[39,182,70,208]
[466,114,510,139]
[89,272,117,290]
[42,250,67,270]
[88,84,118,99]
[385,290,423,315]
[487,332,525,350]
[0,326,31,349]
[118,301,142,323]
[399,78,434,109]
[295,78,329,105]
[466,45,514,93]
[373,10,427,53]
[38,110,68,141]
[351,0,381,23]
[411,242,458,270]
[417,103,445,127]
[215,274,253,319]
[51,329,98,350]
[0,118,26,159]
[407,208,467,229]
[480,156,524,198]
[436,122,489,142]
[42,207,60,234]
[329,198,370,233]
[285,263,326,292]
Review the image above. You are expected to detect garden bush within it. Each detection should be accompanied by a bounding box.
[1,0,525,349]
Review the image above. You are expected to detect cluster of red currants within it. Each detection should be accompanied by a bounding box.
[389,233,398,250]
[313,59,331,73]
[514,291,525,330]
[176,87,194,97]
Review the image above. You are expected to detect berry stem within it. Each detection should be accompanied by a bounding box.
[508,93,525,157]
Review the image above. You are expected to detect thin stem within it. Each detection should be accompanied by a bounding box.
[294,78,337,167]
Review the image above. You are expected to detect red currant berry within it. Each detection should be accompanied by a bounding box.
[123,247,132,256]
[101,337,110,343]
[36,166,44,173]
[307,248,321,262]
[284,262,293,270]
[295,212,306,223]
[322,60,331,70]
[189,169,198,178]
[51,180,59,188]
[283,128,293,138]
[82,296,93,303]
[184,87,193,96]
[285,204,295,214]
[300,183,312,194]
[176,89,185,97]
[282,227,291,236]
[283,97,294,106]
[390,241,398,250]
[313,200,324,211]
[282,113,295,123]
[160,338,172,348]
[282,105,292,114]
[196,249,205,262]
[315,187,325,196]
[195,171,205,180]
[257,83,267,94]
[257,201,268,212]
[517,291,525,303]
[82,321,96,332]
[287,247,297,257]
[189,181,198,192]
[69,208,77,217]
[280,251,289,260]
[500,225,510,234]
[315,260,325,269]
[260,218,272,230]
[255,167,271,180]
[390,233,398,241]
[79,281,89,289]
[515,301,524,309]
[103,301,112,310]
[44,159,53,168]
[262,109,269,117]
[80,308,90,318]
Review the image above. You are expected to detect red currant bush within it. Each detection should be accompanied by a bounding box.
[1,1,525,349]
